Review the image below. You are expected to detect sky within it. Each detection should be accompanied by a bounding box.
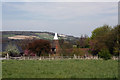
[1,1,118,37]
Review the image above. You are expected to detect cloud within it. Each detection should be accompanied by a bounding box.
[3,2,118,20]
[3,14,117,37]
[2,2,118,37]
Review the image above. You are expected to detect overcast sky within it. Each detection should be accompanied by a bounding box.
[2,2,118,37]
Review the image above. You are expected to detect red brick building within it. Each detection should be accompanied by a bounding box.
[51,33,61,55]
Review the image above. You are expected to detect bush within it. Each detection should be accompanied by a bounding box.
[5,43,20,57]
[1,52,7,57]
[98,49,112,60]
[72,48,85,56]
[27,39,51,56]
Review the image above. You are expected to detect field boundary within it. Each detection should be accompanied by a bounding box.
[2,56,118,60]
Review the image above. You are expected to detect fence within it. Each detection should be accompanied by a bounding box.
[3,55,118,60]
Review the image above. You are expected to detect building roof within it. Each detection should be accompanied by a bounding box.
[53,33,58,40]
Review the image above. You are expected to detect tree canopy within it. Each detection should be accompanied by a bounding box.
[90,25,120,57]
[91,25,111,39]
[27,39,51,56]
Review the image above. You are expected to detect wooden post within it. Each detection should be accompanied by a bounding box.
[39,57,41,60]
[6,53,9,60]
[49,54,50,61]
[74,54,77,59]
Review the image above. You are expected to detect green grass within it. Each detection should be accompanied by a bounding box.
[35,33,53,40]
[2,34,16,38]
[2,59,118,78]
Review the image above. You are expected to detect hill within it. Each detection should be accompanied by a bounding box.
[2,31,79,41]
[1,31,79,52]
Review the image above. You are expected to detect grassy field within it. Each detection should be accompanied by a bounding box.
[35,33,53,40]
[2,59,118,78]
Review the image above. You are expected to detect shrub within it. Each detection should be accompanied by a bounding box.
[27,39,51,57]
[1,52,7,57]
[5,43,20,57]
[72,48,85,56]
[98,49,112,60]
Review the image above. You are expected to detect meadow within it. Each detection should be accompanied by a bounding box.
[2,59,118,78]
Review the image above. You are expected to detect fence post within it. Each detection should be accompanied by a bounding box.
[39,57,41,60]
[6,53,9,60]
[74,54,77,59]
[49,54,50,61]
